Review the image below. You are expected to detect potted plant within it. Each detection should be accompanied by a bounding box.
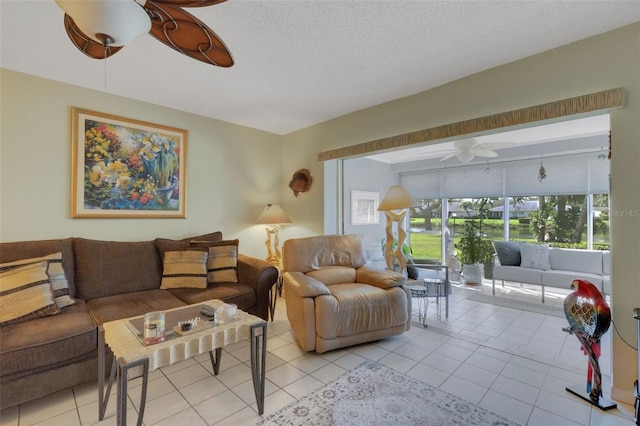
[454,200,494,285]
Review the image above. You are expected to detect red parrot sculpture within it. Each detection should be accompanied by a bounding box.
[563,279,611,401]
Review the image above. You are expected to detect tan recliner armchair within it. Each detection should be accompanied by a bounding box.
[282,234,411,353]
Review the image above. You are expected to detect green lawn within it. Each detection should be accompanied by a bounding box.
[409,233,442,259]
[409,217,609,258]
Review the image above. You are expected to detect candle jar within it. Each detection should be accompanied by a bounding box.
[143,311,166,345]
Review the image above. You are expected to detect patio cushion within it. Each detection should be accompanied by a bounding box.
[493,265,543,284]
[520,243,550,270]
[493,241,521,266]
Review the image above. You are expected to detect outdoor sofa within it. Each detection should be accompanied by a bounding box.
[492,240,610,302]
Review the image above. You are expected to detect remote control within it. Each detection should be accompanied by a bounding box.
[200,307,216,317]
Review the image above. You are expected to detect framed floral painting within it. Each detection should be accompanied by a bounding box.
[71,108,187,218]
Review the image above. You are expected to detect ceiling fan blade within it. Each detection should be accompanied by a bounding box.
[439,152,459,161]
[62,14,123,59]
[453,139,478,149]
[478,142,515,150]
[144,1,234,67]
[474,148,498,158]
[149,0,228,7]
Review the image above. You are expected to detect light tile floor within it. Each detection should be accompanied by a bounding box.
[1,281,636,426]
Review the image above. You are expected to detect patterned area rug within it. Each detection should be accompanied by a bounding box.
[255,360,518,426]
[467,292,565,318]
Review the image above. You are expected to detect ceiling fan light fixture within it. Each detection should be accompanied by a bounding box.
[55,0,151,46]
[456,150,475,163]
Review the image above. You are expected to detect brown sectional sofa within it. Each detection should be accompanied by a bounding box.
[0,232,278,409]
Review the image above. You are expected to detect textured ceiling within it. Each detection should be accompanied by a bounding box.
[1,1,639,135]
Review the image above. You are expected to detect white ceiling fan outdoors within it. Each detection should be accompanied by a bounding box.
[439,138,514,163]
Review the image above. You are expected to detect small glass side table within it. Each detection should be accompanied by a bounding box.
[408,277,448,328]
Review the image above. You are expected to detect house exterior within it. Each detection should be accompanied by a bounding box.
[488,200,539,219]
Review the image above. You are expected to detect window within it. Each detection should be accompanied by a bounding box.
[408,198,442,260]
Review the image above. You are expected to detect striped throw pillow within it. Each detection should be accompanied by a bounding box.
[160,250,208,289]
[0,261,60,326]
[206,241,239,283]
[0,252,75,308]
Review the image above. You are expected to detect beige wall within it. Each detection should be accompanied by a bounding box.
[0,69,283,259]
[282,23,640,405]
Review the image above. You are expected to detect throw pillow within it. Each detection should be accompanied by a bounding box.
[0,252,75,308]
[520,243,551,270]
[492,241,521,266]
[200,240,239,283]
[160,250,208,289]
[0,261,60,326]
[406,257,418,280]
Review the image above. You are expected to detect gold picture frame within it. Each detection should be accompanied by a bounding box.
[71,107,187,218]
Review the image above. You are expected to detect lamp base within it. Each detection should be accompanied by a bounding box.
[383,210,408,273]
[565,385,617,410]
[264,225,282,269]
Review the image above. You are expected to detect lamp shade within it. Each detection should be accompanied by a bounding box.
[256,204,292,225]
[55,0,151,46]
[378,185,417,211]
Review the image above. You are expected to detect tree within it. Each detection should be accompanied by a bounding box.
[571,197,588,243]
[530,196,550,242]
[413,199,442,231]
[529,195,590,244]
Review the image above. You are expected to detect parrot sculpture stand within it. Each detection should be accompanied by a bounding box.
[563,279,617,410]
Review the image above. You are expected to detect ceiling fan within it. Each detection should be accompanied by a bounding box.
[439,138,514,163]
[55,0,234,67]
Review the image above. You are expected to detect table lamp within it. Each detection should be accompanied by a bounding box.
[256,204,292,268]
[377,185,418,273]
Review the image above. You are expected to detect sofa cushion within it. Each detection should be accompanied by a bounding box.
[520,243,550,270]
[493,265,543,284]
[74,238,163,300]
[357,266,408,289]
[493,241,521,266]
[315,284,408,338]
[602,251,610,275]
[0,252,75,308]
[0,300,96,379]
[0,238,76,296]
[549,248,603,275]
[86,289,187,324]
[542,270,603,291]
[155,238,190,255]
[283,234,367,273]
[0,261,60,326]
[169,283,256,312]
[160,250,208,289]
[155,231,224,256]
[602,276,611,295]
[306,266,357,285]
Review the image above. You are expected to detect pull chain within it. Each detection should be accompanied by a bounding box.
[104,44,108,89]
[96,34,114,89]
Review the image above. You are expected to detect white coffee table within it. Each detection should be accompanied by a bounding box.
[97,300,267,426]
